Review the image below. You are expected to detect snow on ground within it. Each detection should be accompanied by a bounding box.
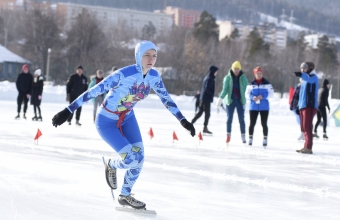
[1,81,340,220]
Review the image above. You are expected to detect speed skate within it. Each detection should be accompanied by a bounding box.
[101,156,156,215]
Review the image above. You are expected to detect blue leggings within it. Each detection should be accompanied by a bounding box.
[95,111,144,196]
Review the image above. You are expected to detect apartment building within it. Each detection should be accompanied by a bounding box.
[163,6,200,28]
[56,3,173,37]
[218,20,287,48]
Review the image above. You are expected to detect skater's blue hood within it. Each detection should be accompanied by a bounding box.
[134,41,157,72]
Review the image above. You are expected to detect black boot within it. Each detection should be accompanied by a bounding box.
[203,126,212,134]
[323,133,328,140]
[37,116,42,121]
[32,115,38,121]
[15,114,20,119]
[23,113,27,119]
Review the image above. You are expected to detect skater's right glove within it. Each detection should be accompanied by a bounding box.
[180,119,196,137]
[52,108,72,127]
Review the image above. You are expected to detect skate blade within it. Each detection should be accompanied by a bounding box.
[202,133,213,136]
[115,206,156,214]
[102,156,116,200]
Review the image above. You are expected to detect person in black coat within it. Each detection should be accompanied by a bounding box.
[66,65,88,125]
[15,64,33,119]
[31,69,44,121]
[191,65,219,134]
[314,79,331,139]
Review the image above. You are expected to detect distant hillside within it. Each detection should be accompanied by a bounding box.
[38,0,340,36]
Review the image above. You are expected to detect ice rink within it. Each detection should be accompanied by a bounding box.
[1,82,340,220]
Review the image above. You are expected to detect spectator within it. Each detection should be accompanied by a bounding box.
[245,66,274,147]
[31,69,44,121]
[66,65,88,126]
[216,61,249,144]
[294,62,318,154]
[88,70,106,122]
[15,64,33,119]
[314,79,331,140]
[290,78,304,140]
[191,66,219,134]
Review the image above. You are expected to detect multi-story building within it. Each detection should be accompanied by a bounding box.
[0,0,32,11]
[304,34,337,49]
[55,3,173,37]
[217,20,251,41]
[218,20,287,48]
[258,23,287,48]
[162,6,200,28]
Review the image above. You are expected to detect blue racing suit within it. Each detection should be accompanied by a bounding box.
[66,41,186,195]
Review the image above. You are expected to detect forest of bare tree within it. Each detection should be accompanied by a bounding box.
[0,7,339,98]
[36,0,340,36]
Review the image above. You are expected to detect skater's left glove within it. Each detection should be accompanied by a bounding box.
[180,119,196,137]
[52,108,72,127]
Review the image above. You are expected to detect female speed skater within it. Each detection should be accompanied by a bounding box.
[52,41,196,209]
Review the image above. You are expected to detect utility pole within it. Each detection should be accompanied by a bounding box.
[46,48,52,81]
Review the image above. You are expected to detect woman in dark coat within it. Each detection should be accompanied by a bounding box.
[31,69,44,121]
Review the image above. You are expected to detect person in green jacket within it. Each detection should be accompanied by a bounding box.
[216,61,249,144]
[88,69,106,122]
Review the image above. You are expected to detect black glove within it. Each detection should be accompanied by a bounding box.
[294,72,302,77]
[295,108,300,115]
[199,101,203,107]
[180,119,196,137]
[52,108,72,127]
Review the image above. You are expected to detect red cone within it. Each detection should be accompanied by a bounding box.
[198,132,203,141]
[173,131,178,142]
[148,127,154,139]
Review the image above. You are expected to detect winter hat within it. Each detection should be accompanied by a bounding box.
[209,65,219,74]
[231,61,242,70]
[112,66,118,72]
[253,66,263,75]
[77,65,83,70]
[323,79,330,86]
[300,62,308,70]
[306,62,315,73]
[22,64,29,72]
[34,69,41,76]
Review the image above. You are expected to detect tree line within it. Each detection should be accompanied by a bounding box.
[0,8,339,98]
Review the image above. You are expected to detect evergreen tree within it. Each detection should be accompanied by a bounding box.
[142,21,156,40]
[192,10,218,43]
[247,27,269,58]
[317,35,338,70]
[230,28,240,39]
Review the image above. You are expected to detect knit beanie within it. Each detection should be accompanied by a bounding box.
[300,62,308,70]
[231,61,242,70]
[34,69,41,76]
[22,64,29,72]
[253,66,263,75]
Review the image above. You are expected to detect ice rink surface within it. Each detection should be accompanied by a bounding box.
[1,82,340,220]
